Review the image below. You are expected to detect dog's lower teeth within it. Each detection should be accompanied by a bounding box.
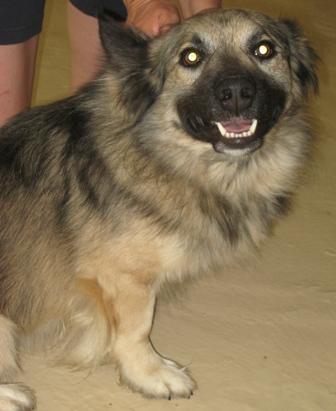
[214,119,258,139]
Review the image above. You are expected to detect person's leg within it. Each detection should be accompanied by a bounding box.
[0,37,39,125]
[67,1,104,93]
[0,0,44,125]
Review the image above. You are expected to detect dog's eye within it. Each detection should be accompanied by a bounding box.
[180,48,203,67]
[254,41,276,60]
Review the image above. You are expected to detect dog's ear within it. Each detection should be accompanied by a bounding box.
[98,12,161,116]
[280,19,319,95]
[99,11,149,71]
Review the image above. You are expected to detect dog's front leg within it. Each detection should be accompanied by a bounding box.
[0,315,36,411]
[112,275,195,399]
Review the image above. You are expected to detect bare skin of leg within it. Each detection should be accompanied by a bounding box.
[67,2,104,94]
[0,36,38,126]
[111,276,195,398]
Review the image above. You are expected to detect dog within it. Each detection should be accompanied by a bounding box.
[0,8,318,410]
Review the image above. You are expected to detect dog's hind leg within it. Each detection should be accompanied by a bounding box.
[0,315,36,411]
[112,276,196,399]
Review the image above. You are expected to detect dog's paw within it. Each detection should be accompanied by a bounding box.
[120,357,196,399]
[0,384,36,411]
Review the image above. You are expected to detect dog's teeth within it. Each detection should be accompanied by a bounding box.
[250,119,258,134]
[214,122,227,137]
[215,119,258,139]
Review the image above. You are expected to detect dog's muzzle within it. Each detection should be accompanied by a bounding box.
[177,71,286,157]
[209,76,261,152]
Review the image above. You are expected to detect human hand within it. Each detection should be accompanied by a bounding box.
[124,0,181,37]
[179,0,222,19]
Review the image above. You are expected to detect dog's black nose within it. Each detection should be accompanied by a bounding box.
[215,77,256,113]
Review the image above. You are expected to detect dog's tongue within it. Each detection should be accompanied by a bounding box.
[221,118,253,133]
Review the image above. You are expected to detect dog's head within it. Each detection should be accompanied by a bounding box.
[99,9,318,158]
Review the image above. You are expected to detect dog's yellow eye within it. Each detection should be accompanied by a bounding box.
[180,48,202,67]
[254,41,275,60]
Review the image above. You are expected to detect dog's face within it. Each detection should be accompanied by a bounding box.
[99,9,318,158]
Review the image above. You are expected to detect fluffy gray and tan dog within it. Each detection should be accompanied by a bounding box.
[0,9,318,409]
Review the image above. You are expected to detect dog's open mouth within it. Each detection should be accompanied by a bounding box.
[178,107,264,156]
[211,117,263,154]
[214,118,257,139]
[213,118,258,147]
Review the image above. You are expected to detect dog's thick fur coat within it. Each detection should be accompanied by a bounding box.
[0,9,317,409]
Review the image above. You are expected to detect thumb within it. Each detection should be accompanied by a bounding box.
[125,2,181,37]
[155,5,181,36]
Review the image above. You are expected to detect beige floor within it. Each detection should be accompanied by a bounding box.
[25,1,336,410]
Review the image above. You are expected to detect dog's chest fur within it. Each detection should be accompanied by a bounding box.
[153,192,274,282]
[77,172,278,291]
